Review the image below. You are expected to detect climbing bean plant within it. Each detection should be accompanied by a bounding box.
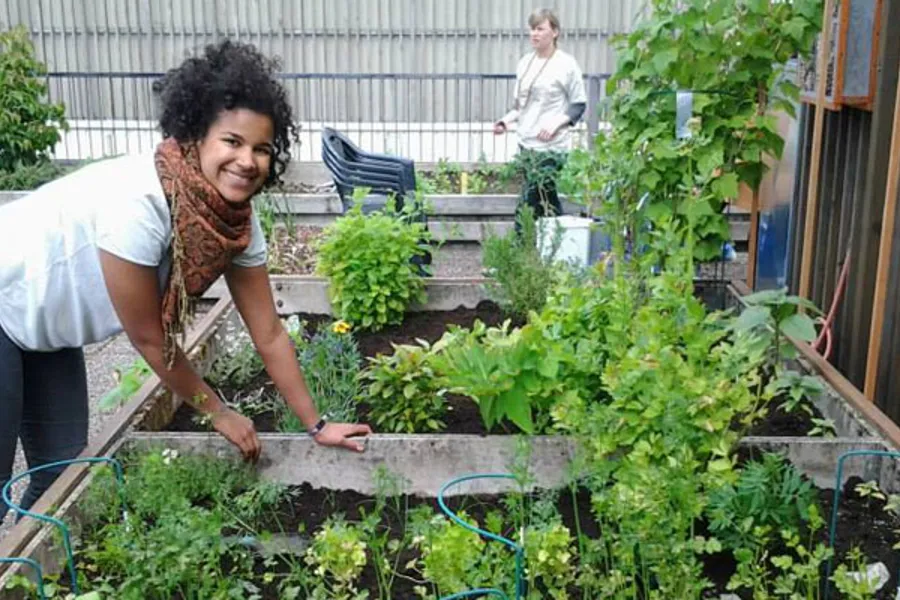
[564,0,822,260]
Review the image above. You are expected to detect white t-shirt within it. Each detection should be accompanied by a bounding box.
[0,153,268,351]
[501,49,587,152]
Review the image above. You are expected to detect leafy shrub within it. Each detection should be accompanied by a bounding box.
[359,341,447,433]
[316,196,431,331]
[0,159,65,190]
[482,204,561,322]
[0,26,68,174]
[430,320,577,434]
[304,518,369,599]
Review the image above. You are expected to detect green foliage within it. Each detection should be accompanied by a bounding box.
[560,0,822,260]
[278,318,362,429]
[0,158,65,190]
[430,320,579,434]
[98,358,152,412]
[75,449,285,600]
[0,26,68,173]
[359,341,447,433]
[732,287,826,423]
[707,452,817,551]
[523,522,575,600]
[303,518,369,600]
[414,512,486,594]
[316,194,431,331]
[830,548,884,599]
[482,204,561,321]
[207,327,265,390]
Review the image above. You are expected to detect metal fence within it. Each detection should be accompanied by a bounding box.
[5,0,635,162]
[45,71,610,163]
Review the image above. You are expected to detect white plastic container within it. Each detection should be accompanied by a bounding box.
[537,216,594,266]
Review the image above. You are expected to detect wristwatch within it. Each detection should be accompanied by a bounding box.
[308,418,327,437]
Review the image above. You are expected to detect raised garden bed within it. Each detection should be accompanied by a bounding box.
[4,434,900,599]
[4,280,900,599]
[160,297,834,439]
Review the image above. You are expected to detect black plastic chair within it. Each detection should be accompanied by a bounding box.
[320,127,431,275]
[324,128,416,182]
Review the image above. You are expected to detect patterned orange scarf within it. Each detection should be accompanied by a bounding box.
[154,137,253,368]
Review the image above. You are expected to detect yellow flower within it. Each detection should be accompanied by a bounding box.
[331,320,351,334]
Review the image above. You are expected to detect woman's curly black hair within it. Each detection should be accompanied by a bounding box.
[152,39,299,188]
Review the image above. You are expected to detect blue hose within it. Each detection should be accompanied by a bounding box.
[2,457,128,595]
[437,473,524,600]
[0,557,46,600]
[824,450,900,600]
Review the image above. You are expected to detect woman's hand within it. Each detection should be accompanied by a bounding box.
[211,407,262,462]
[313,422,374,452]
[493,121,507,135]
[537,114,572,141]
[537,127,558,141]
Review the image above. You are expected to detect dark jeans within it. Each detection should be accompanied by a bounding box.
[516,147,566,233]
[0,326,88,524]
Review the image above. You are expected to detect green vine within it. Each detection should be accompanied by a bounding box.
[564,0,822,261]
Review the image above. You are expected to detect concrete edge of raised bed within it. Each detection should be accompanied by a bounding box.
[0,190,750,243]
[202,275,492,315]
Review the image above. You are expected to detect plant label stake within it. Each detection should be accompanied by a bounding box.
[675,91,694,140]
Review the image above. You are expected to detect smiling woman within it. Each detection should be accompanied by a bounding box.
[0,40,371,525]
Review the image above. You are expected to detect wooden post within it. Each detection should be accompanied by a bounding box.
[747,188,760,287]
[863,60,900,400]
[798,0,837,301]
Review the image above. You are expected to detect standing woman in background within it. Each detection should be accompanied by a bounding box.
[494,8,587,220]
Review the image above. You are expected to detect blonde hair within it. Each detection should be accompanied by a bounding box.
[528,8,560,45]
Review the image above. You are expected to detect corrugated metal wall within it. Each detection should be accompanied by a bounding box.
[787,0,900,419]
[1,0,642,122]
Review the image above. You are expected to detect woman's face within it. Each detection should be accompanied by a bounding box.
[197,108,275,204]
[529,19,557,52]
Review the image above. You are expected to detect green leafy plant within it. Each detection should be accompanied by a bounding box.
[0,159,65,190]
[431,320,580,434]
[74,449,283,600]
[98,358,152,412]
[207,327,265,390]
[830,547,884,599]
[523,522,575,600]
[412,511,487,596]
[278,319,362,429]
[316,193,431,331]
[0,26,68,174]
[732,287,826,425]
[359,341,447,433]
[304,518,369,600]
[707,452,817,551]
[564,0,822,260]
[482,204,561,321]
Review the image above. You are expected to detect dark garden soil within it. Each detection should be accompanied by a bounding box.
[163,302,512,435]
[58,471,900,599]
[253,477,900,599]
[163,298,829,438]
[744,399,825,437]
[701,474,900,599]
